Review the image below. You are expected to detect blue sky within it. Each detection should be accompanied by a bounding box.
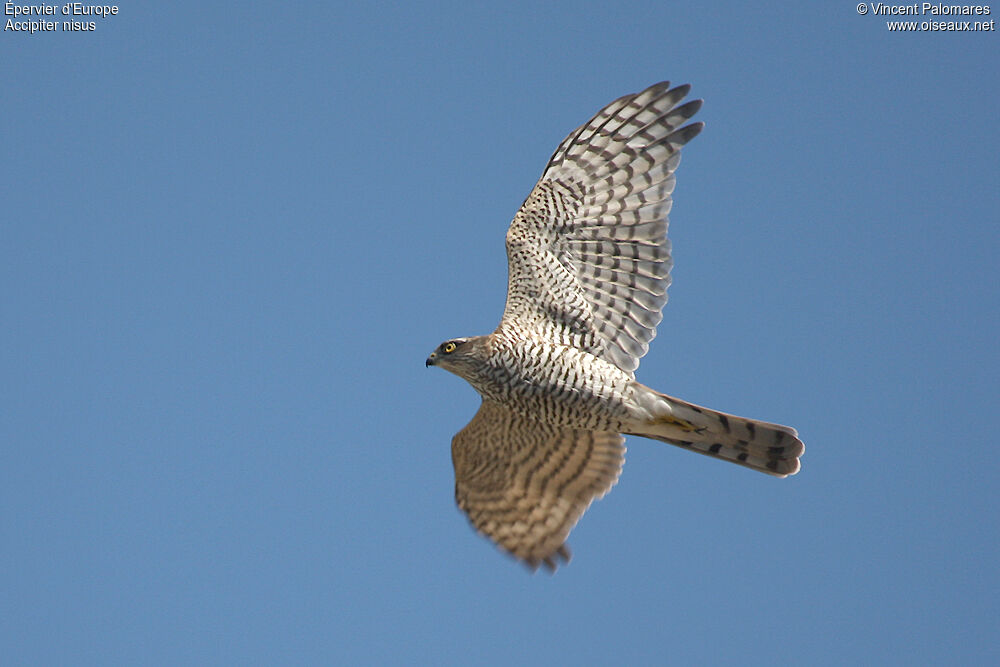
[3,2,998,664]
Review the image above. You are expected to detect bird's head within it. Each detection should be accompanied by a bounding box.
[426,336,487,381]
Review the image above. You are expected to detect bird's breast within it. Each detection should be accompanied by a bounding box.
[471,337,634,431]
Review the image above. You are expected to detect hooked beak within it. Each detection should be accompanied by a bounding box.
[425,352,437,367]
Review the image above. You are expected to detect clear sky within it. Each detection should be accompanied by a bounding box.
[4,2,998,664]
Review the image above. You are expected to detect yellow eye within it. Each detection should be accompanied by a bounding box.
[443,342,457,353]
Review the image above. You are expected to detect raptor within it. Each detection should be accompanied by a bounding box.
[427,81,804,570]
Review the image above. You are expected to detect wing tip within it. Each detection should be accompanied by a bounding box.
[670,121,705,146]
[524,543,572,573]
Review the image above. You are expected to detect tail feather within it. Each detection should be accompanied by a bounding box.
[632,389,804,477]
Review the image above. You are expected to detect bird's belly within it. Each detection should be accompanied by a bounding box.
[477,341,635,432]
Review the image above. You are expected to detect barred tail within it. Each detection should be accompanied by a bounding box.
[632,387,804,477]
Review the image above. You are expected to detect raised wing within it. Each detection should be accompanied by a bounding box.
[451,400,625,570]
[499,82,703,374]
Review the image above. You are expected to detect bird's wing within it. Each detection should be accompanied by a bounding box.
[451,399,625,570]
[499,82,703,374]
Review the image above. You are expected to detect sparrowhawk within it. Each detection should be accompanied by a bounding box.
[426,81,804,571]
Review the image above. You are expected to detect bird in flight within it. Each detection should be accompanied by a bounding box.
[426,81,804,571]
